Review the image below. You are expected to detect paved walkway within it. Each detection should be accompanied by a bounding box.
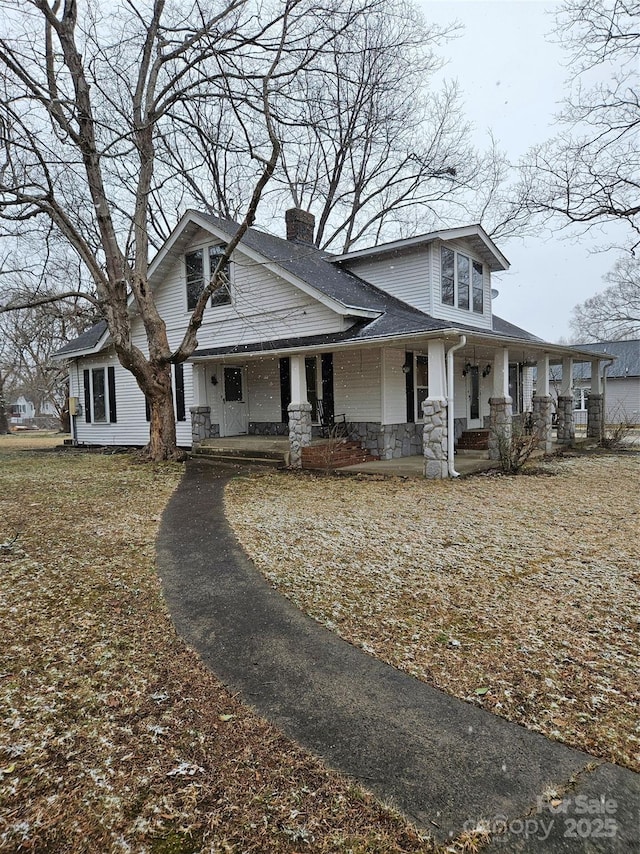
[156,461,639,852]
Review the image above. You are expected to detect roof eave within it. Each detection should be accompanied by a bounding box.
[330,225,510,272]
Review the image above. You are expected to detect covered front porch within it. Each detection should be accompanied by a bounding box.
[187,335,609,478]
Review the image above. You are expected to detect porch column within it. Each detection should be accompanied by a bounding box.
[189,364,211,445]
[587,358,604,440]
[423,340,448,478]
[533,353,553,452]
[557,357,575,444]
[288,354,312,467]
[488,347,512,460]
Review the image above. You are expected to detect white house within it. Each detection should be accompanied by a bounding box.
[56,209,611,476]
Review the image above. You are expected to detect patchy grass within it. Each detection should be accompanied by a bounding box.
[225,452,640,772]
[0,436,435,853]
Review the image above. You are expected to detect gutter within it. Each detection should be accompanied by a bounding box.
[446,335,467,478]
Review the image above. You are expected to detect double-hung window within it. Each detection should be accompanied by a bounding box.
[83,366,117,423]
[185,244,231,311]
[441,246,484,314]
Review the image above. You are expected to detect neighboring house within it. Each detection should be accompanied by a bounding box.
[9,395,58,427]
[571,340,640,427]
[9,395,35,425]
[55,209,611,477]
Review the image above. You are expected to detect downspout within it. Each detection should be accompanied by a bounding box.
[601,358,615,443]
[446,335,466,477]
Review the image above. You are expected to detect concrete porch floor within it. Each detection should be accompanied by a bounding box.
[196,435,504,477]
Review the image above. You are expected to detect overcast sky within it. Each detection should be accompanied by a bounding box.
[420,0,626,342]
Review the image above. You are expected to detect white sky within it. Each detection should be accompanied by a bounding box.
[420,0,627,342]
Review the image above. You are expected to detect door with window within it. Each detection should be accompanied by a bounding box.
[222,366,248,436]
[467,366,482,428]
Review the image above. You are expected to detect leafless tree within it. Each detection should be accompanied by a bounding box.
[157,2,519,252]
[570,254,640,340]
[0,0,376,460]
[0,258,98,430]
[513,0,639,249]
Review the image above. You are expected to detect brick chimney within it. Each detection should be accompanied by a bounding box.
[285,208,315,245]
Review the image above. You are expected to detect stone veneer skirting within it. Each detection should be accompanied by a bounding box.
[248,421,289,436]
[348,422,423,460]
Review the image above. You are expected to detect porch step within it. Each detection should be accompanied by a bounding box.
[191,445,287,467]
[301,440,379,470]
[456,428,490,451]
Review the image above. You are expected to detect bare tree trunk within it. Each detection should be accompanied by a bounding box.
[140,361,184,462]
[0,388,9,435]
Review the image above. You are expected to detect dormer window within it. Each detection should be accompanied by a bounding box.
[185,244,231,311]
[441,246,484,314]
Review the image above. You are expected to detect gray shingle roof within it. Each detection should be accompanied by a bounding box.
[55,319,108,357]
[573,340,640,379]
[56,213,543,359]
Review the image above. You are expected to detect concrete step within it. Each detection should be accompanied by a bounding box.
[192,445,287,467]
[190,452,285,468]
[194,445,286,462]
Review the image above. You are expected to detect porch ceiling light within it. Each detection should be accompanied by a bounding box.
[462,361,472,377]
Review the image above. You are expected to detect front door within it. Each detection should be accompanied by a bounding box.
[222,366,248,436]
[467,366,482,428]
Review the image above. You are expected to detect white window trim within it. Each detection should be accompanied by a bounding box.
[185,243,233,312]
[441,245,484,314]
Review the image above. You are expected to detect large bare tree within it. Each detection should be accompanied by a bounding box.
[570,254,640,340]
[515,0,640,251]
[154,2,518,252]
[0,0,376,459]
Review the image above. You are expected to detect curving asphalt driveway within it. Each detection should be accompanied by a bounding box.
[156,461,639,852]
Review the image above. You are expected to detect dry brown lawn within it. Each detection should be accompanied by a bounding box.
[225,451,640,773]
[0,435,435,853]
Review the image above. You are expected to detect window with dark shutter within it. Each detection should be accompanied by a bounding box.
[279,357,291,422]
[83,369,92,423]
[108,366,117,423]
[174,363,185,421]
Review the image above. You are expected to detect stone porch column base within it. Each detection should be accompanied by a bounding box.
[532,395,553,453]
[488,396,513,460]
[190,405,211,445]
[422,397,448,479]
[288,402,312,467]
[587,393,604,439]
[556,395,575,444]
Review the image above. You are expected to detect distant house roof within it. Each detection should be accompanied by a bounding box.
[573,340,640,380]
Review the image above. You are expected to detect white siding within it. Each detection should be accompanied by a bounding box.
[144,235,344,354]
[333,348,382,421]
[381,348,407,424]
[429,239,493,330]
[246,358,282,423]
[344,250,430,313]
[343,239,494,331]
[70,352,194,447]
[606,377,640,423]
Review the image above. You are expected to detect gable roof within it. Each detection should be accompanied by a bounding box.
[55,212,538,360]
[331,224,510,272]
[55,319,108,358]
